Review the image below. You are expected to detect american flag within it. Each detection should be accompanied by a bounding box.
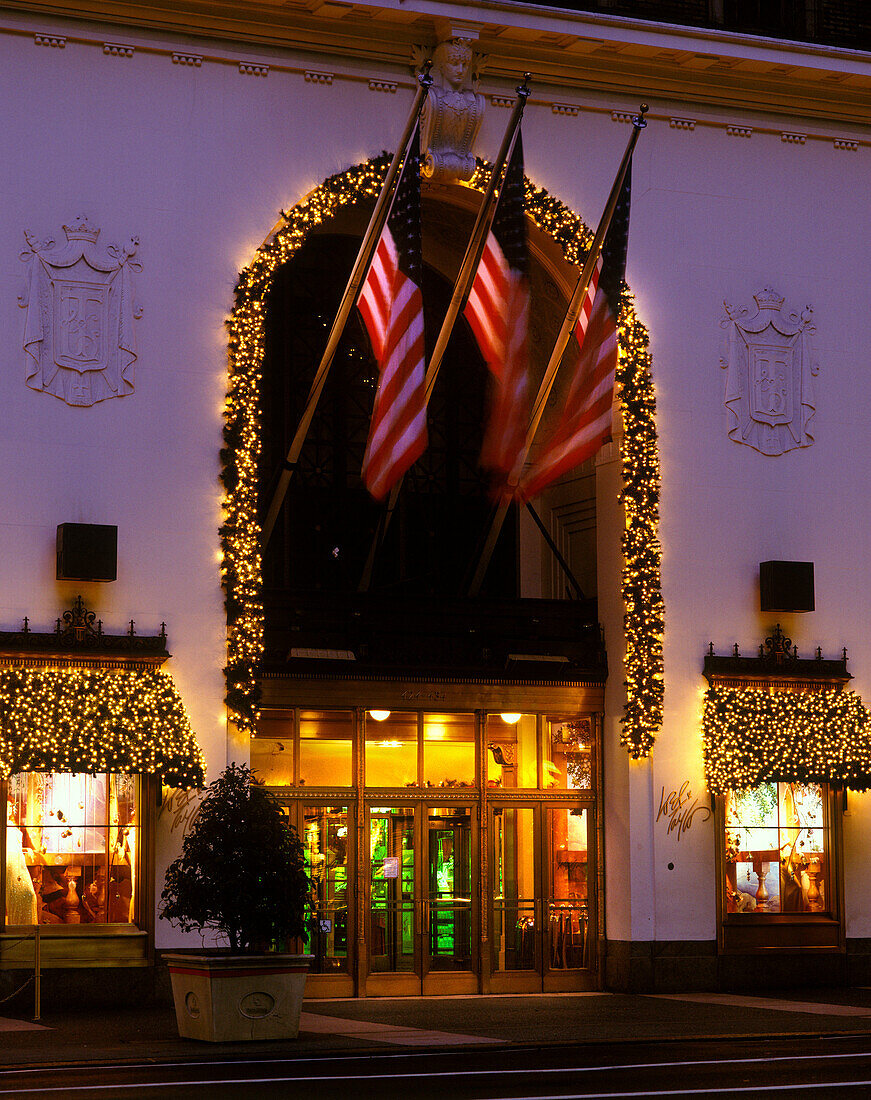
[358,127,427,500]
[520,164,632,500]
[464,132,530,480]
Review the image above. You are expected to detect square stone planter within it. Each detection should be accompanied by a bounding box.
[164,953,311,1042]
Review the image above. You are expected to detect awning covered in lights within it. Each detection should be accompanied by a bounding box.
[702,684,871,794]
[0,667,206,789]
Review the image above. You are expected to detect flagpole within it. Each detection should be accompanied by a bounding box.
[357,75,531,593]
[467,103,648,597]
[261,62,433,549]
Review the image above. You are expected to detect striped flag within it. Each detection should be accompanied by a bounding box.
[464,133,530,480]
[520,164,633,500]
[358,128,427,500]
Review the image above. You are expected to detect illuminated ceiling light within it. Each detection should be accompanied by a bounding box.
[369,710,391,722]
[500,712,522,725]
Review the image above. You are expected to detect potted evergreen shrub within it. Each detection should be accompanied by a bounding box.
[160,762,311,1041]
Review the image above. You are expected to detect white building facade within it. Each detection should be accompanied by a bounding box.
[1,0,870,1003]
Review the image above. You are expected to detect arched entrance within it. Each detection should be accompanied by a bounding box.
[222,156,661,995]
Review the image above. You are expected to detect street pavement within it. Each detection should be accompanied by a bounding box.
[3,988,871,1067]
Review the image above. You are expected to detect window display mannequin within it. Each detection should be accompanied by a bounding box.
[5,796,38,925]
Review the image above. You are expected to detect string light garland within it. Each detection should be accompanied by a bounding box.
[0,668,205,788]
[702,685,871,794]
[224,155,663,758]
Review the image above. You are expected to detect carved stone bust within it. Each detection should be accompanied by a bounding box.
[420,38,485,184]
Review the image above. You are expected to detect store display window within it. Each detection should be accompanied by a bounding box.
[724,781,829,915]
[485,714,537,789]
[5,771,138,927]
[423,713,475,788]
[365,712,418,787]
[543,719,594,791]
[299,710,353,786]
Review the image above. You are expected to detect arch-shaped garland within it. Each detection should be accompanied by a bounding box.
[222,155,663,758]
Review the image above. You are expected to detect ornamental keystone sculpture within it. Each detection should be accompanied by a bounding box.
[720,288,818,456]
[418,37,485,183]
[18,214,142,407]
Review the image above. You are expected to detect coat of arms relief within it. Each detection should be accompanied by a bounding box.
[18,214,142,407]
[720,288,818,456]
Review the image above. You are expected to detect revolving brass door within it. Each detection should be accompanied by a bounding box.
[365,803,478,996]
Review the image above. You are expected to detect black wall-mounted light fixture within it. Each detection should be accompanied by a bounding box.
[759,560,814,613]
[56,524,118,582]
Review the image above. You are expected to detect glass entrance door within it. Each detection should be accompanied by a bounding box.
[365,803,478,995]
[367,805,418,995]
[423,805,477,994]
[545,805,594,991]
[489,803,596,992]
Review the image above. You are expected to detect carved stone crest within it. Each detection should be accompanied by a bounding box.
[18,214,142,407]
[720,288,818,455]
[416,38,485,184]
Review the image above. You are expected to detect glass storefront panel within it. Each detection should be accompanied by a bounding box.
[427,806,473,971]
[6,772,138,926]
[486,714,537,789]
[544,719,594,791]
[725,782,829,915]
[492,807,536,971]
[369,806,416,973]
[548,806,589,969]
[252,712,294,786]
[303,805,350,972]
[365,711,418,787]
[423,713,475,788]
[299,710,353,787]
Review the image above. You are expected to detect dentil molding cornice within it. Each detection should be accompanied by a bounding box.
[1,0,870,125]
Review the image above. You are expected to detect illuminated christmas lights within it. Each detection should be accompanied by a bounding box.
[702,685,871,793]
[224,156,663,758]
[0,667,205,788]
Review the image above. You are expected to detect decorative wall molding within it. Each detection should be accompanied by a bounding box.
[304,70,333,85]
[726,124,752,137]
[239,62,268,77]
[669,117,696,130]
[34,33,65,48]
[611,111,634,123]
[103,43,134,57]
[18,214,142,408]
[0,596,170,670]
[781,131,807,144]
[552,102,580,116]
[491,94,513,108]
[834,138,858,151]
[368,79,397,93]
[172,52,202,66]
[720,287,818,456]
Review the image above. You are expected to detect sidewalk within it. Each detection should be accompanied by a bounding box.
[2,988,871,1067]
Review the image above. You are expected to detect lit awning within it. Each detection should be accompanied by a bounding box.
[702,684,871,794]
[0,667,205,789]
